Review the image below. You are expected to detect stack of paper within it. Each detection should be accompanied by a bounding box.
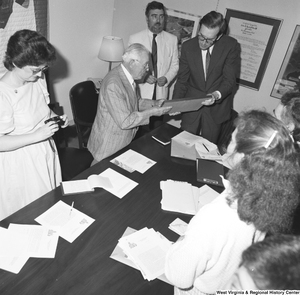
[160,180,220,215]
[116,227,172,281]
[0,224,59,274]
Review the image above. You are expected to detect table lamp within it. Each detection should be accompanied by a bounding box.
[98,36,125,72]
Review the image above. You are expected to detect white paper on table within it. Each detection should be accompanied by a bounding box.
[118,227,172,281]
[111,149,156,174]
[168,218,188,236]
[99,168,138,198]
[160,180,196,215]
[35,200,95,243]
[0,227,29,274]
[110,227,172,284]
[197,185,220,210]
[8,224,59,258]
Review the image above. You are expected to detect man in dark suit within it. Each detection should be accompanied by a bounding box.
[173,11,240,144]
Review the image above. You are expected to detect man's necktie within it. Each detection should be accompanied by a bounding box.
[152,34,157,78]
[205,49,211,78]
[132,82,139,97]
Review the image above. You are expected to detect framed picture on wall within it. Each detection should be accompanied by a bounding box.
[165,8,201,56]
[271,25,300,99]
[225,9,282,90]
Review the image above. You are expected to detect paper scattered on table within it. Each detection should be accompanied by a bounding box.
[114,227,172,281]
[168,218,188,236]
[99,168,138,198]
[8,224,59,258]
[35,200,95,243]
[0,223,59,274]
[160,180,220,215]
[111,149,156,173]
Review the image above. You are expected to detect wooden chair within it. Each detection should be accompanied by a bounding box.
[69,80,99,149]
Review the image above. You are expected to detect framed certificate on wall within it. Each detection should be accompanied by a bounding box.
[225,9,282,90]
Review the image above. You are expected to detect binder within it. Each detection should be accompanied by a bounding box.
[196,158,229,187]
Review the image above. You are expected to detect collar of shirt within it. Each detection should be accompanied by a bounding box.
[147,29,161,41]
[121,63,135,88]
[201,44,214,57]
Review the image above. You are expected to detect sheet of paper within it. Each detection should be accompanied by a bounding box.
[160,180,196,215]
[99,168,138,199]
[197,185,220,210]
[8,224,59,258]
[0,227,29,274]
[0,227,29,256]
[111,149,156,174]
[168,218,188,236]
[35,201,95,243]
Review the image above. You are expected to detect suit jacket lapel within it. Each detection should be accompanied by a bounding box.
[206,39,223,78]
[191,38,206,85]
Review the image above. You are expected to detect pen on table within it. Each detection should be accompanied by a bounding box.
[202,143,209,152]
[69,201,74,217]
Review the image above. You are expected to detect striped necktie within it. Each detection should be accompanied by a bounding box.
[152,34,157,78]
[206,49,211,77]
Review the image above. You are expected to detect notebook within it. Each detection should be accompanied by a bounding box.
[196,158,229,187]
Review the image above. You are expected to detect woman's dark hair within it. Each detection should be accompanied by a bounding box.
[228,151,300,234]
[3,29,56,70]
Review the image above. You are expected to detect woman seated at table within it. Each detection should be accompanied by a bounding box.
[0,29,68,220]
[224,108,300,167]
[229,234,300,290]
[164,110,300,294]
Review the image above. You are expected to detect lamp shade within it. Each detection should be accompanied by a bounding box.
[98,36,124,62]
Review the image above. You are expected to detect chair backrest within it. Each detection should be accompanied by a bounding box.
[69,80,99,149]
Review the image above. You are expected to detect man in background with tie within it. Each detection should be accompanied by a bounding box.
[88,43,171,164]
[128,1,179,129]
[173,11,240,144]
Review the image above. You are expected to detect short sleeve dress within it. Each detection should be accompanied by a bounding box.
[0,77,62,220]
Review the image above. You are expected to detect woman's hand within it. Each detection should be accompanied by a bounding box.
[35,122,59,141]
[60,114,69,128]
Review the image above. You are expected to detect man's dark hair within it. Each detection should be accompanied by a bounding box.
[200,11,227,35]
[145,1,165,17]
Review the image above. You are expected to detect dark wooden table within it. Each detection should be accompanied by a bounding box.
[0,123,211,295]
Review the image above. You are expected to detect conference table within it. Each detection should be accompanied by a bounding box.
[0,123,222,295]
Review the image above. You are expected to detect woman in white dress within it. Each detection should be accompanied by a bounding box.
[0,29,68,220]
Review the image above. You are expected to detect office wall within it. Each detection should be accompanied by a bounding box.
[48,0,114,120]
[113,0,300,114]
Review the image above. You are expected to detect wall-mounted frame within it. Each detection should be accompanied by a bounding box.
[165,8,201,51]
[225,9,282,90]
[271,25,300,99]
